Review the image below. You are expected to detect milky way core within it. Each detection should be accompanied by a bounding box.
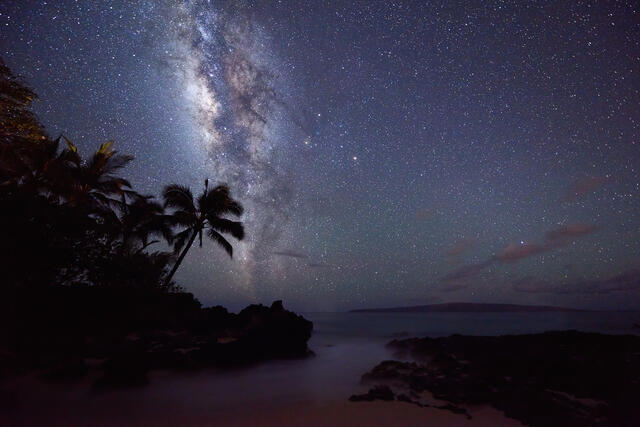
[164,1,302,297]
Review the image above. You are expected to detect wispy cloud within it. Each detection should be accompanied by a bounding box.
[512,269,640,295]
[562,176,605,201]
[439,223,599,290]
[445,238,476,259]
[441,259,494,283]
[496,223,600,262]
[495,242,548,262]
[545,223,599,242]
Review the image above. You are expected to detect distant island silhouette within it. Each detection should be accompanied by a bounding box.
[349,302,590,313]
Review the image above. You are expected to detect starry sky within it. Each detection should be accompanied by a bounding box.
[2,1,639,311]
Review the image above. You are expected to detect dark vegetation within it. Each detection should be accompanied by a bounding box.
[351,331,640,426]
[0,60,312,387]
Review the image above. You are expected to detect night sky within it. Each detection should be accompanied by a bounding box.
[2,1,639,311]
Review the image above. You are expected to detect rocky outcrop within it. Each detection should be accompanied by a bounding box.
[1,296,312,389]
[349,384,395,402]
[352,331,640,427]
[91,300,313,388]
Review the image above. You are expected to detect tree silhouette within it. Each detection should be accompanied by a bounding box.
[0,58,46,144]
[61,139,139,214]
[109,195,173,255]
[163,179,244,286]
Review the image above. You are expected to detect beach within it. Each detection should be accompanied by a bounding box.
[1,372,521,426]
[3,311,639,426]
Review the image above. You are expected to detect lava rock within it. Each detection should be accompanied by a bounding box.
[349,385,395,402]
[356,331,640,427]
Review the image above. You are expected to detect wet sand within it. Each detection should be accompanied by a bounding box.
[212,401,523,427]
[0,372,521,426]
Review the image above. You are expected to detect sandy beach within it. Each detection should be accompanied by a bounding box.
[1,373,521,426]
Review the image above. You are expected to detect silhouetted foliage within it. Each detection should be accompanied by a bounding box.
[0,59,312,384]
[0,58,46,145]
[0,65,179,320]
[163,179,245,286]
[0,60,177,293]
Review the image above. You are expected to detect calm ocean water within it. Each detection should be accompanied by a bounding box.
[307,310,640,345]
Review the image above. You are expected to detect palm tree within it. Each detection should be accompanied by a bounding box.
[0,58,46,144]
[162,179,244,286]
[4,136,138,214]
[63,139,138,214]
[108,195,174,255]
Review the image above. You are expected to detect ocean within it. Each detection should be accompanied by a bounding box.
[309,310,640,343]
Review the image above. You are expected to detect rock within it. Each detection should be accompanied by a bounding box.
[349,385,395,402]
[39,357,87,383]
[2,293,314,384]
[233,301,313,359]
[185,300,314,367]
[355,331,640,426]
[93,349,150,389]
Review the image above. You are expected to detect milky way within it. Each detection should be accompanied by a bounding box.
[1,1,639,310]
[162,1,300,294]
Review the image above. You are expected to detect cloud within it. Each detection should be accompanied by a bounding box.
[563,176,605,201]
[494,223,599,262]
[441,259,494,283]
[438,223,600,291]
[273,250,307,259]
[445,238,476,259]
[545,223,599,242]
[415,208,435,220]
[512,269,640,295]
[495,242,548,262]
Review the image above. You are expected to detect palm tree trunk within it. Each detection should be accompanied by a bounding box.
[164,229,198,287]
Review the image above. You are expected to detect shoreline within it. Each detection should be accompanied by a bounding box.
[3,318,640,426]
[0,373,521,427]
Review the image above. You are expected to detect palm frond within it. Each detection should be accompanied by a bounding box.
[207,228,233,257]
[199,183,244,217]
[95,177,132,194]
[163,184,195,212]
[57,146,81,167]
[62,135,77,153]
[172,228,192,255]
[104,152,134,173]
[208,216,245,240]
[167,209,196,227]
[134,239,159,255]
[89,192,126,212]
[224,199,244,216]
[44,136,60,158]
[97,140,114,155]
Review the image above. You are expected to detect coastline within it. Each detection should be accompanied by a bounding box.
[0,373,520,427]
[3,312,640,426]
